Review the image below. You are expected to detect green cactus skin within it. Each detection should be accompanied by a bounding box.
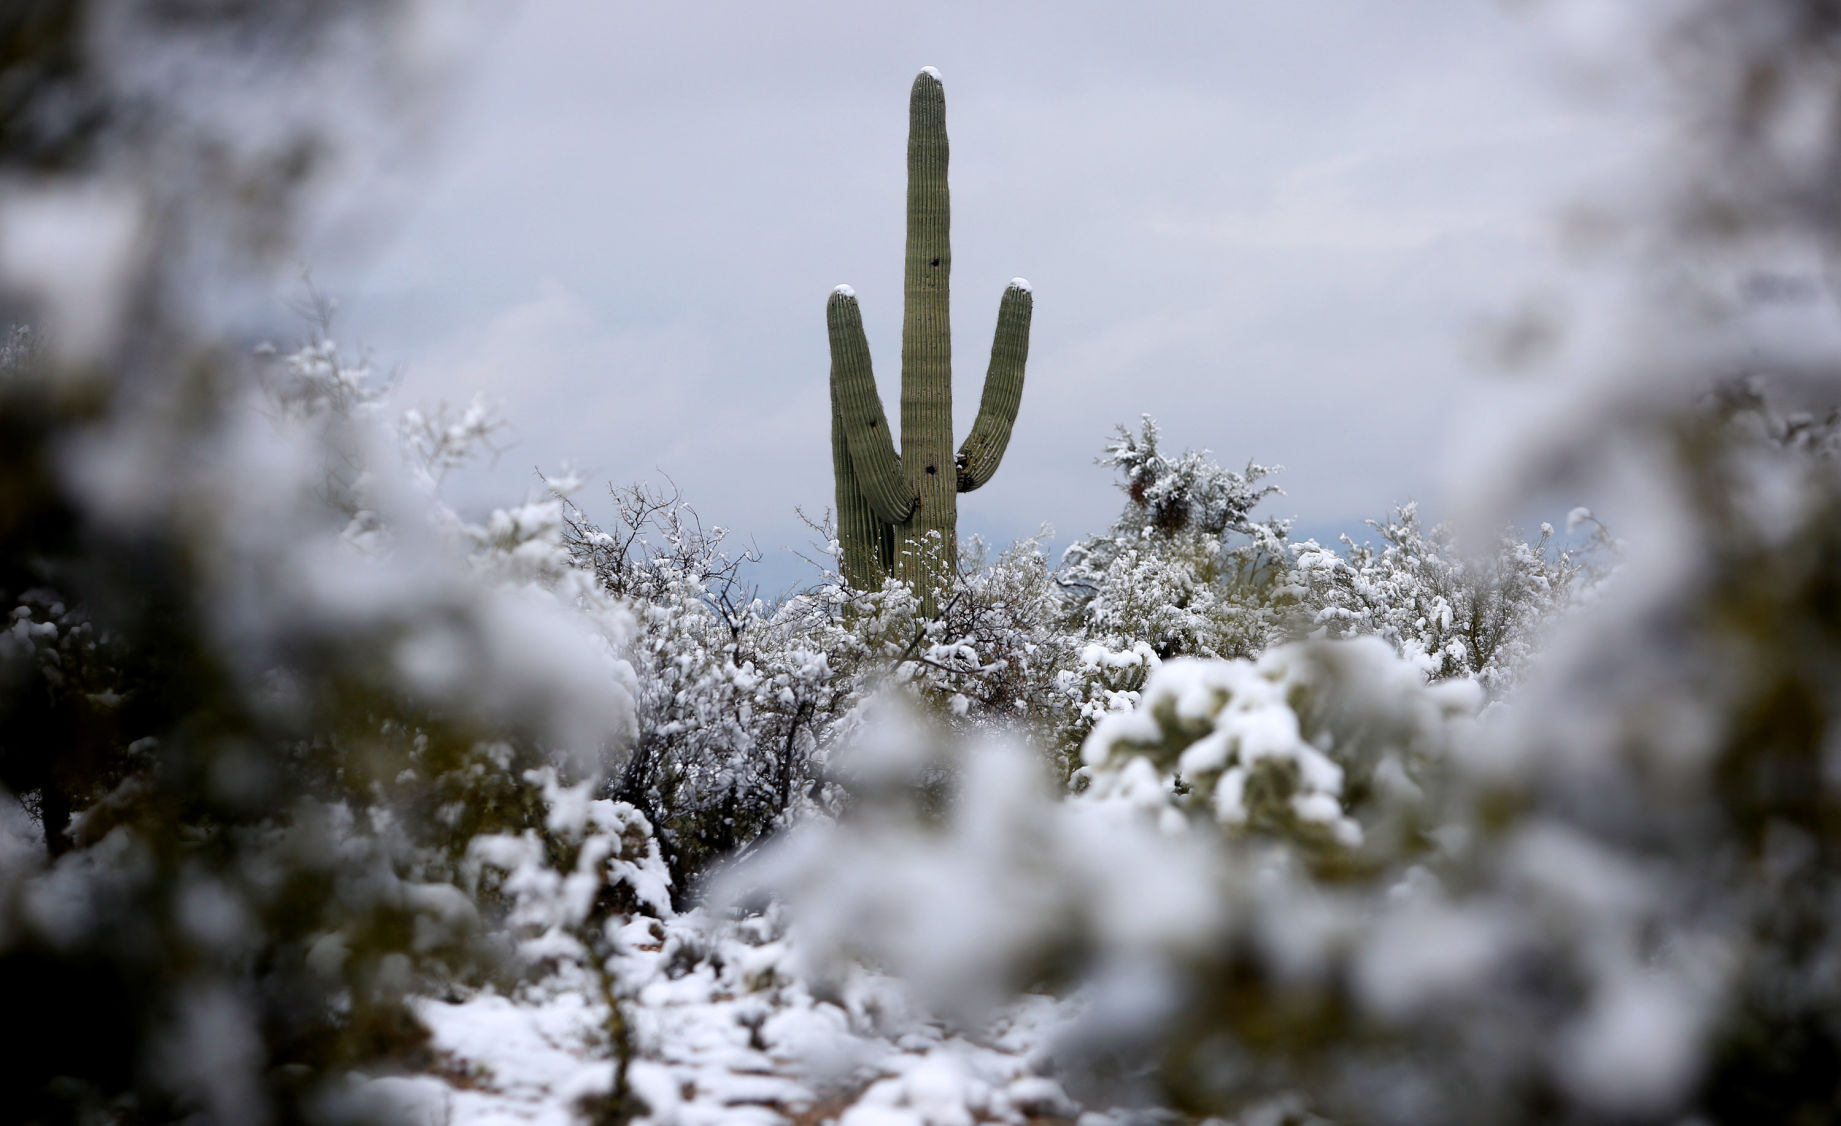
[956,283,1033,493]
[829,287,903,588]
[828,68,1034,605]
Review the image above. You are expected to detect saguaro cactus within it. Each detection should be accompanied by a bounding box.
[828,67,1034,606]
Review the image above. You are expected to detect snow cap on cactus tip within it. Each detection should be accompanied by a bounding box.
[1008,277,1032,293]
[833,283,856,298]
[918,66,942,81]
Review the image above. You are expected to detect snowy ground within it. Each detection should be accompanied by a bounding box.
[342,906,1097,1126]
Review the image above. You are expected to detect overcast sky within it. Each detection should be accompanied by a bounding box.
[317,0,1649,592]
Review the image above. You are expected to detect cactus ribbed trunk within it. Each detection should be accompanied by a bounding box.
[827,68,1033,610]
[898,71,956,594]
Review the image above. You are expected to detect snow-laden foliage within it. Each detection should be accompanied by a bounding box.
[540,412,1595,904]
[1081,639,1480,867]
[0,6,651,1120]
[739,366,1841,1120]
[1,303,644,1122]
[562,484,836,892]
[1061,415,1293,659]
[734,697,1228,1029]
[837,533,1098,770]
[558,498,1104,885]
[1291,503,1598,694]
[1052,418,1593,706]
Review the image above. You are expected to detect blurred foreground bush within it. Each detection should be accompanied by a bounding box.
[0,4,646,1122]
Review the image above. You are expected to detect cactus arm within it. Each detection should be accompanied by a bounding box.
[898,67,957,588]
[956,279,1033,493]
[828,286,914,525]
[831,376,893,589]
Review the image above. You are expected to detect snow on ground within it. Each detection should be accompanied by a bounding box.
[375,906,1092,1126]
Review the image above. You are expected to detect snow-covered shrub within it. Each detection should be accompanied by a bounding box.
[0,7,657,1120]
[1082,639,1479,869]
[562,484,841,891]
[562,494,1100,885]
[733,696,1226,1025]
[729,637,1483,1116]
[0,305,645,1121]
[1115,372,1841,1124]
[1291,503,1596,694]
[1061,416,1292,659]
[911,533,1082,725]
[556,425,1312,870]
[839,532,1095,766]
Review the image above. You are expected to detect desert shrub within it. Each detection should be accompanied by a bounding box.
[0,292,651,1120]
[744,369,1841,1122]
[1081,637,1479,873]
[562,484,837,893]
[1290,504,1599,695]
[1060,416,1293,661]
